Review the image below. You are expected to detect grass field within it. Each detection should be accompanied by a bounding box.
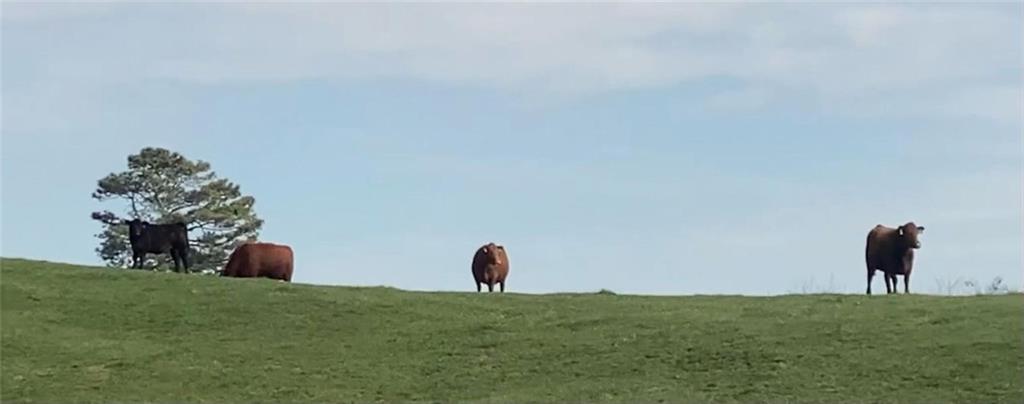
[1,257,1022,403]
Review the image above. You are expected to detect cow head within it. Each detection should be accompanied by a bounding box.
[123,219,150,238]
[480,243,504,266]
[898,222,925,249]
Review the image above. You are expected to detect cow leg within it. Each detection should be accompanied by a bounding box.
[499,280,505,293]
[866,269,875,295]
[133,252,145,269]
[904,273,910,294]
[179,248,190,274]
[883,273,892,294]
[487,282,494,292]
[170,251,182,273]
[890,275,899,294]
[476,282,481,292]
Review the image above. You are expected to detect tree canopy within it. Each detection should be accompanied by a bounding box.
[91,147,263,273]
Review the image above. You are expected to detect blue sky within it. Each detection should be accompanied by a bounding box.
[2,3,1021,295]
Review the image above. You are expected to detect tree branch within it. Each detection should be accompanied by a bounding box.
[129,193,140,218]
[168,203,193,215]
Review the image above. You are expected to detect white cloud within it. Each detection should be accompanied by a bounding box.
[706,87,771,111]
[3,3,1020,125]
[0,1,115,23]
[935,85,1023,125]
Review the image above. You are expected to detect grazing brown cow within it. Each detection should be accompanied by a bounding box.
[865,222,925,295]
[221,242,294,282]
[472,242,509,292]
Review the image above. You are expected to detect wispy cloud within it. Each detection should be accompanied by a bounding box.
[4,3,1020,122]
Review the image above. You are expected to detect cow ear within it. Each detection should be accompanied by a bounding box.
[917,226,925,232]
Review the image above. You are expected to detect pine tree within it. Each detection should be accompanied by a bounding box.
[91,147,263,273]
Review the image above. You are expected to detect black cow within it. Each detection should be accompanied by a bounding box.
[124,219,190,273]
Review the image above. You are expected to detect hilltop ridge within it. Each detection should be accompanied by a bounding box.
[1,258,1022,403]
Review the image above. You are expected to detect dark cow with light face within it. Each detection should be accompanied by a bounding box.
[865,222,925,295]
[472,242,510,293]
[124,219,190,273]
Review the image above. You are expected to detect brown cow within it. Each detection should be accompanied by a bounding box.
[865,222,925,295]
[472,242,509,293]
[221,242,294,282]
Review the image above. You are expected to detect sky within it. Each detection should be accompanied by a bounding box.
[1,2,1021,296]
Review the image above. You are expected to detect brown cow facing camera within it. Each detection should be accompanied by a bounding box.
[865,222,925,295]
[221,242,294,282]
[472,242,509,292]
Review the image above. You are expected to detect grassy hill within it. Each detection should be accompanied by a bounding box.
[1,258,1021,403]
